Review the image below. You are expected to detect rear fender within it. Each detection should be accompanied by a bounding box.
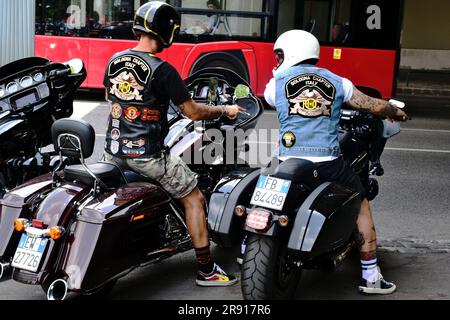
[208,169,260,248]
[0,176,53,261]
[288,182,361,256]
[30,183,90,284]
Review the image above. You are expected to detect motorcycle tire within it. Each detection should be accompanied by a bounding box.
[241,234,301,300]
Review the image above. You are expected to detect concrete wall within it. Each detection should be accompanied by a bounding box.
[0,0,35,66]
[400,0,450,70]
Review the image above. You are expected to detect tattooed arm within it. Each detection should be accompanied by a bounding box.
[178,99,244,121]
[346,86,408,120]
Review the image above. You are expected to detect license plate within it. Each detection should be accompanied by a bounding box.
[11,234,48,272]
[250,176,291,211]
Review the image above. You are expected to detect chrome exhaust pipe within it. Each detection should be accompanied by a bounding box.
[0,262,10,281]
[46,278,68,301]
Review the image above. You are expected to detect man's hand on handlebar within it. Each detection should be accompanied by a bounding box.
[225,104,247,120]
[389,108,410,122]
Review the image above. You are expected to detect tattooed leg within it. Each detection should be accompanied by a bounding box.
[361,250,377,261]
[356,199,378,253]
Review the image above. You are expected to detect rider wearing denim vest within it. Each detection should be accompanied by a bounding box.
[264,30,408,295]
[275,65,346,160]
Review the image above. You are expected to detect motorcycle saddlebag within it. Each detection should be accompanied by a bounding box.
[288,182,361,256]
[208,169,260,248]
[61,182,172,292]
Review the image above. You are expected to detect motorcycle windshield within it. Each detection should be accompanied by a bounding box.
[0,57,50,80]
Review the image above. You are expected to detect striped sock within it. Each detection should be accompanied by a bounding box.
[361,258,379,283]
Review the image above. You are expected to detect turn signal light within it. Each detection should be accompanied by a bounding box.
[234,206,247,217]
[278,215,289,227]
[14,219,29,232]
[49,226,65,240]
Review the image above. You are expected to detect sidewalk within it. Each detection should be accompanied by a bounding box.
[397,69,450,97]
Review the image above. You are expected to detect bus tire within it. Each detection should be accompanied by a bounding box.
[190,51,249,82]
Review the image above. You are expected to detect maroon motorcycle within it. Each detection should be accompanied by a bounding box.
[0,68,262,299]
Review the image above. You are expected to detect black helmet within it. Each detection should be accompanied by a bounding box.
[133,1,180,48]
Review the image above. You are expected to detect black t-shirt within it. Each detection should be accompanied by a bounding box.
[152,62,191,105]
[103,59,191,106]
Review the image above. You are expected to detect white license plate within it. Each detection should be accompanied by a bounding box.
[250,176,291,211]
[11,234,48,272]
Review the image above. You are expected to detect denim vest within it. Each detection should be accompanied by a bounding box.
[275,65,345,158]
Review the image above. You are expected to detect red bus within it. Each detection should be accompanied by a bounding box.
[35,0,403,98]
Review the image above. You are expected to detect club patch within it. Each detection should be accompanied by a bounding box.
[121,137,146,158]
[111,128,121,141]
[110,72,144,101]
[141,108,161,121]
[110,141,120,154]
[285,74,336,118]
[111,103,122,119]
[282,132,296,148]
[124,106,141,121]
[107,55,151,102]
[111,119,120,128]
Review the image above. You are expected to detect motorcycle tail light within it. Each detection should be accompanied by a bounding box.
[32,219,46,229]
[49,226,65,240]
[246,209,272,231]
[14,219,29,232]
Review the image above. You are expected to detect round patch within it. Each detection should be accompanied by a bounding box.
[111,128,121,141]
[111,103,122,119]
[118,81,132,94]
[282,132,296,148]
[110,141,120,154]
[124,106,141,121]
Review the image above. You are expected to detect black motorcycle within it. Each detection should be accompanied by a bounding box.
[208,104,406,299]
[0,68,262,299]
[0,57,86,197]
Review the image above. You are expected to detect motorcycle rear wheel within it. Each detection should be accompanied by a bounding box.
[241,234,301,300]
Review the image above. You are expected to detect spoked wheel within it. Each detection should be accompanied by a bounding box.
[241,234,302,300]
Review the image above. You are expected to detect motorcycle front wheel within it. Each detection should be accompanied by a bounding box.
[241,234,301,300]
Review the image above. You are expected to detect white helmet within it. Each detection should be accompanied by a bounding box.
[273,30,320,75]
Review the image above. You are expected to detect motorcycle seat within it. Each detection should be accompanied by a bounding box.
[262,158,321,189]
[63,163,125,188]
[123,170,164,188]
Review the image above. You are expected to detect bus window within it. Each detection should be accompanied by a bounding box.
[175,0,271,41]
[35,0,146,39]
[302,0,332,42]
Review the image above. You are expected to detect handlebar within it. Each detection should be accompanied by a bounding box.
[49,68,70,79]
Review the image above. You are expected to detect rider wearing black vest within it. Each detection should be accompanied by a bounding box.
[104,50,169,159]
[103,1,243,287]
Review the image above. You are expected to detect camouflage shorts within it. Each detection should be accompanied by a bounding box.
[104,152,198,199]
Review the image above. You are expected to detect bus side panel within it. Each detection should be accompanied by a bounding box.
[35,35,91,87]
[319,46,397,98]
[242,41,276,97]
[170,41,257,91]
[87,38,170,89]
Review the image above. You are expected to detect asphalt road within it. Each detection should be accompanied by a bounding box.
[0,93,449,300]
